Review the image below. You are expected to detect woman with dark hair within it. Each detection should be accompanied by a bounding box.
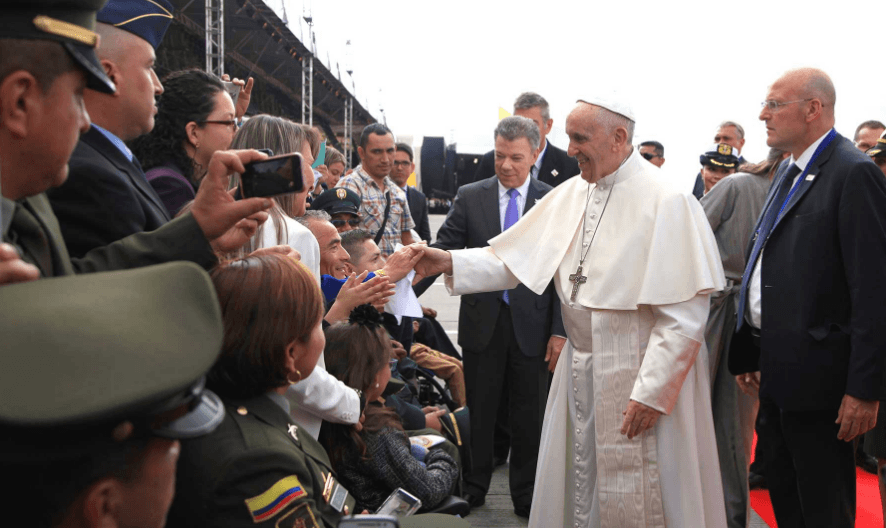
[129,69,236,217]
[700,146,788,528]
[166,255,466,528]
[321,306,460,513]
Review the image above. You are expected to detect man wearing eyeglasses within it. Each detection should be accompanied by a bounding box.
[639,140,666,167]
[692,122,748,199]
[391,143,431,243]
[730,68,886,528]
[474,92,580,188]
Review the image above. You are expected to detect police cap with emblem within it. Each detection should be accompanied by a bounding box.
[0,262,226,460]
[700,143,741,168]
[97,0,174,51]
[312,187,362,216]
[866,131,886,159]
[0,0,115,94]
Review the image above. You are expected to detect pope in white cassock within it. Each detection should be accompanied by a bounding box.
[415,98,729,528]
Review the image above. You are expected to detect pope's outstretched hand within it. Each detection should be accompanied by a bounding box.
[413,247,453,281]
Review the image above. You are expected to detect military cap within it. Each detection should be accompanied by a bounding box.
[700,143,741,168]
[97,0,173,50]
[867,132,886,159]
[0,0,115,94]
[0,261,225,460]
[312,187,362,216]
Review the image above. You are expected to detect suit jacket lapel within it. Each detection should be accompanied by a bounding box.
[524,179,542,214]
[771,137,838,233]
[481,177,502,238]
[83,128,172,222]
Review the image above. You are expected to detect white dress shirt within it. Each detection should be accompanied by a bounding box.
[747,129,832,328]
[497,175,532,230]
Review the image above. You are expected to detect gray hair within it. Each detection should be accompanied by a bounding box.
[597,108,635,143]
[717,121,745,141]
[514,92,550,122]
[297,209,331,229]
[494,116,541,151]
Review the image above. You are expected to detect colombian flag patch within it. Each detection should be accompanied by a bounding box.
[245,475,307,523]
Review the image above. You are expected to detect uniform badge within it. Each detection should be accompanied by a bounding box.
[245,475,307,523]
[287,424,299,441]
[336,188,347,200]
[322,473,349,512]
[717,144,733,155]
[551,169,559,178]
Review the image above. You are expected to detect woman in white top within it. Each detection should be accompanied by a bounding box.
[229,115,358,438]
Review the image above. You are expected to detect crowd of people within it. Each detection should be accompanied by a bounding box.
[3,1,886,528]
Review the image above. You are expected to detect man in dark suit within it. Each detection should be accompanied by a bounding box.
[391,143,431,242]
[47,0,173,258]
[731,68,886,528]
[434,116,566,518]
[474,92,579,188]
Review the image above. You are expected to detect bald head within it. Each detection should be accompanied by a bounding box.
[95,23,139,62]
[761,68,836,158]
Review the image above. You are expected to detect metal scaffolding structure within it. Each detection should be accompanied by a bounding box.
[344,96,353,161]
[204,0,224,77]
[301,55,313,125]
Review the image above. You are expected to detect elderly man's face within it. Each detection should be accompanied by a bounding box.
[514,106,552,148]
[759,76,811,154]
[494,135,537,189]
[713,126,745,152]
[566,103,618,184]
[310,220,350,278]
[856,127,885,152]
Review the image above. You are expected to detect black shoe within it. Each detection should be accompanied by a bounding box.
[857,451,879,474]
[748,471,767,490]
[514,504,531,518]
[463,493,485,508]
[493,455,508,467]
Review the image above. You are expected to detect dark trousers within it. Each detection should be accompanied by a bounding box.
[462,304,547,507]
[758,396,855,528]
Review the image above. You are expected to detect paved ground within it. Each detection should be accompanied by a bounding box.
[420,214,768,527]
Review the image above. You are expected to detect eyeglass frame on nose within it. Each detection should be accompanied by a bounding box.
[199,119,238,131]
[760,99,813,112]
[641,152,660,161]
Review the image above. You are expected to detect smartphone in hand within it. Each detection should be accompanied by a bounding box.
[240,152,305,198]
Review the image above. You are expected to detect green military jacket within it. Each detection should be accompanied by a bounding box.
[2,194,215,277]
[167,394,357,528]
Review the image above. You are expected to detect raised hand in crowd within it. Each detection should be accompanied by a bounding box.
[221,74,254,119]
[0,243,39,286]
[325,271,395,323]
[190,149,272,254]
[381,244,425,282]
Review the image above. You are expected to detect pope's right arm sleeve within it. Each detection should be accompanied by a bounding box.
[444,247,520,295]
[287,365,360,425]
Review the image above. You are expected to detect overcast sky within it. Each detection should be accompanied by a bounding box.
[271,0,885,190]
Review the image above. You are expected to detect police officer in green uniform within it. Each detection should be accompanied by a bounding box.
[0,0,271,284]
[166,253,468,528]
[0,261,227,527]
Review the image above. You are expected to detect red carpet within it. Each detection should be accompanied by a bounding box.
[748,434,883,526]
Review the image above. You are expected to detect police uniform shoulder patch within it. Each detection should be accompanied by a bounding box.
[275,503,320,528]
[245,475,308,523]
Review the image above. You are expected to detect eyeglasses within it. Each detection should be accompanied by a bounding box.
[641,152,659,161]
[760,99,813,112]
[393,160,412,167]
[199,119,238,131]
[330,218,361,228]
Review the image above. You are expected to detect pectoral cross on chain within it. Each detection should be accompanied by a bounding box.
[569,264,587,301]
